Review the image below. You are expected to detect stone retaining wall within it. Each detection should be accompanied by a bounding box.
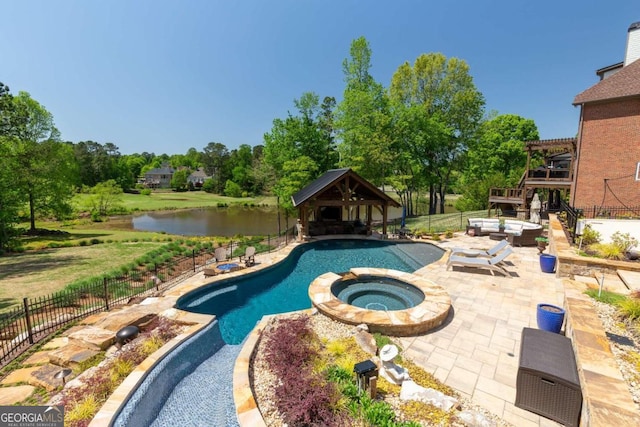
[548,214,640,425]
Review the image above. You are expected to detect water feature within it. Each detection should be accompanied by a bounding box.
[177,239,444,344]
[113,239,444,426]
[332,276,425,311]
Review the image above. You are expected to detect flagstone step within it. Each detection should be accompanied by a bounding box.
[0,363,66,391]
[48,343,100,368]
[574,273,630,294]
[0,385,36,405]
[617,269,640,293]
[68,325,116,351]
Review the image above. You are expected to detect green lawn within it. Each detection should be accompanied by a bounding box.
[0,239,170,311]
[73,190,276,212]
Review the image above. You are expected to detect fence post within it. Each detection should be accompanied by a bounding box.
[268,235,271,252]
[103,278,110,311]
[460,211,463,229]
[22,298,34,345]
[192,249,196,272]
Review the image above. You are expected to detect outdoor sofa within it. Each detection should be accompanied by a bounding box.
[467,218,542,246]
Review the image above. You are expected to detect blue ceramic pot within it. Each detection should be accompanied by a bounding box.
[537,303,565,333]
[539,254,557,273]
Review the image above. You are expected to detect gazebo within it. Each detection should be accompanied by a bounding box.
[291,168,401,238]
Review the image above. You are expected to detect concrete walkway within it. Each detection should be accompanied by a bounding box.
[402,234,565,426]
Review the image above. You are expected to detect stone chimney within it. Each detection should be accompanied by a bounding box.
[624,21,640,66]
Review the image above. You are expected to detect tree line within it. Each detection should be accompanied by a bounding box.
[0,36,540,252]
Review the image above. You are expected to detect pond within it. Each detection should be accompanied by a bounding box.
[127,205,409,237]
[116,203,457,237]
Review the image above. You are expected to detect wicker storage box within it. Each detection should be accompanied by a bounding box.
[516,327,582,427]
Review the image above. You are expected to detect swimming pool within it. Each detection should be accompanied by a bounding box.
[177,239,444,344]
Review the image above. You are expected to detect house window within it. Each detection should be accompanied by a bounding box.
[636,162,640,181]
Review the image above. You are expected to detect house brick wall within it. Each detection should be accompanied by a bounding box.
[572,97,640,209]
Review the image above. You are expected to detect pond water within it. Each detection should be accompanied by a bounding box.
[125,204,457,237]
[129,205,407,237]
[131,206,281,236]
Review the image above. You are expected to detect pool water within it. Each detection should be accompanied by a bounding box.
[178,239,444,344]
[332,277,425,311]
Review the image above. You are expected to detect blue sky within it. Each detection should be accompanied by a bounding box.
[2,1,638,155]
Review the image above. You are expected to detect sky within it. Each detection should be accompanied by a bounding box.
[2,1,638,155]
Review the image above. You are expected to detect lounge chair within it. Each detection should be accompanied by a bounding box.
[214,247,227,263]
[447,246,514,277]
[450,239,510,258]
[239,246,256,267]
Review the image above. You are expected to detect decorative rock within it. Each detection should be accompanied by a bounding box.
[68,325,116,350]
[356,323,369,332]
[93,306,155,332]
[354,330,377,355]
[1,364,63,391]
[0,385,36,405]
[48,343,100,367]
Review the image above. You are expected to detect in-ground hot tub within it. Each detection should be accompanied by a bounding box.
[332,276,425,311]
[309,267,451,336]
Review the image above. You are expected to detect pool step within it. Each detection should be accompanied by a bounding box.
[150,344,241,427]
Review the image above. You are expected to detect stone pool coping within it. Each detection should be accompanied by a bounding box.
[309,267,451,336]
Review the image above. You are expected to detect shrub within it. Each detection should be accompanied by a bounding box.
[580,225,601,245]
[611,231,639,253]
[591,243,624,260]
[140,188,152,196]
[618,298,640,321]
[262,316,345,426]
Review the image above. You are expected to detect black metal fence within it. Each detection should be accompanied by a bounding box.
[574,205,640,220]
[0,232,292,368]
[559,200,580,243]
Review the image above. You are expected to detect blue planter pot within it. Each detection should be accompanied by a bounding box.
[539,254,557,273]
[537,303,565,333]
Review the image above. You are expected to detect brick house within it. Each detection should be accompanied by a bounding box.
[571,22,640,210]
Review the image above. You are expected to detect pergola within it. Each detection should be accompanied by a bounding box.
[291,168,401,238]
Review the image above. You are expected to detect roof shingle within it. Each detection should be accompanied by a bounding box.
[574,59,640,105]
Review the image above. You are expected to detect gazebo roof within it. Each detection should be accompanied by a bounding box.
[291,168,400,208]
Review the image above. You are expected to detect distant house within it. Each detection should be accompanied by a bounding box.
[571,21,640,210]
[144,165,174,189]
[187,168,210,188]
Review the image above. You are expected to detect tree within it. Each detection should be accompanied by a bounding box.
[263,92,337,182]
[465,113,539,183]
[335,37,394,186]
[170,169,190,191]
[0,83,23,251]
[84,180,124,217]
[273,156,319,230]
[10,92,77,232]
[202,142,229,193]
[390,53,485,213]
